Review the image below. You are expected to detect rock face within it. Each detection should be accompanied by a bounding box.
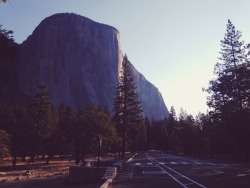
[130,64,168,119]
[17,13,168,119]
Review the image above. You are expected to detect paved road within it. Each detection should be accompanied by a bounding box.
[111,151,250,188]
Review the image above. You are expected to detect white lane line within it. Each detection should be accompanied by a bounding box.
[146,154,189,188]
[213,170,224,174]
[160,163,207,188]
[170,162,178,164]
[147,162,153,165]
[155,163,189,188]
[159,162,165,165]
[143,171,166,175]
[194,162,203,165]
[146,153,207,188]
[135,163,141,165]
[181,162,189,165]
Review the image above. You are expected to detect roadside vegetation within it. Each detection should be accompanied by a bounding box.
[148,20,250,161]
[0,19,250,171]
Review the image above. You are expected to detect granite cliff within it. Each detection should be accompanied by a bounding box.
[17,13,168,119]
[130,64,168,119]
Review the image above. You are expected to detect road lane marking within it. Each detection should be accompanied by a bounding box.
[194,162,203,165]
[147,162,153,165]
[135,163,141,165]
[213,170,224,174]
[154,164,190,188]
[181,162,189,164]
[170,162,178,164]
[146,153,207,188]
[143,171,166,175]
[160,164,207,188]
[159,162,165,165]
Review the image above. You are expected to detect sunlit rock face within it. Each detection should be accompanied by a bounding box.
[17,13,168,119]
[130,64,169,119]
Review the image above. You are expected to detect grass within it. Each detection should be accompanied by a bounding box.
[0,155,114,188]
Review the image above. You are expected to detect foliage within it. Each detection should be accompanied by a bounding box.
[0,102,29,165]
[1,20,250,165]
[55,103,74,155]
[205,20,250,159]
[0,25,17,87]
[113,54,146,157]
[0,129,10,158]
[26,84,54,162]
[73,105,117,163]
[146,106,206,155]
[0,25,17,58]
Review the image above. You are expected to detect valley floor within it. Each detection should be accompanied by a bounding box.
[0,155,115,188]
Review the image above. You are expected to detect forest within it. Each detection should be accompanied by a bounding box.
[0,19,250,166]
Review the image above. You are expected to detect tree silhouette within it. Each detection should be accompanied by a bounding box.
[73,105,116,164]
[27,84,54,163]
[206,20,250,159]
[113,55,145,157]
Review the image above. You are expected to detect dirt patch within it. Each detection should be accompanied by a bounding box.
[0,156,113,188]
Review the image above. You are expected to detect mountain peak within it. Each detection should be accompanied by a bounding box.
[16,13,169,119]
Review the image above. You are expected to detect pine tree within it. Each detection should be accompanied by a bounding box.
[0,129,10,158]
[167,106,177,135]
[0,25,17,87]
[206,20,250,159]
[207,20,249,115]
[27,84,53,162]
[113,55,145,157]
[56,103,74,155]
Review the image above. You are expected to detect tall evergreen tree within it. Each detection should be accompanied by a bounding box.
[167,106,177,134]
[207,20,250,114]
[27,84,54,162]
[113,55,145,157]
[206,20,250,159]
[0,102,29,166]
[56,103,74,155]
[10,103,28,166]
[0,129,10,158]
[0,25,17,89]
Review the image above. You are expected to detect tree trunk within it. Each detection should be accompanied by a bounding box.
[122,126,126,158]
[46,153,53,164]
[30,152,34,163]
[75,145,80,164]
[21,155,26,162]
[12,156,17,167]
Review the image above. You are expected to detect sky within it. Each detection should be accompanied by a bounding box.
[1,0,250,117]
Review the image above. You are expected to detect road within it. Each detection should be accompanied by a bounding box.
[111,151,250,188]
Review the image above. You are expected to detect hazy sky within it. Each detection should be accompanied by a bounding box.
[1,0,250,116]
